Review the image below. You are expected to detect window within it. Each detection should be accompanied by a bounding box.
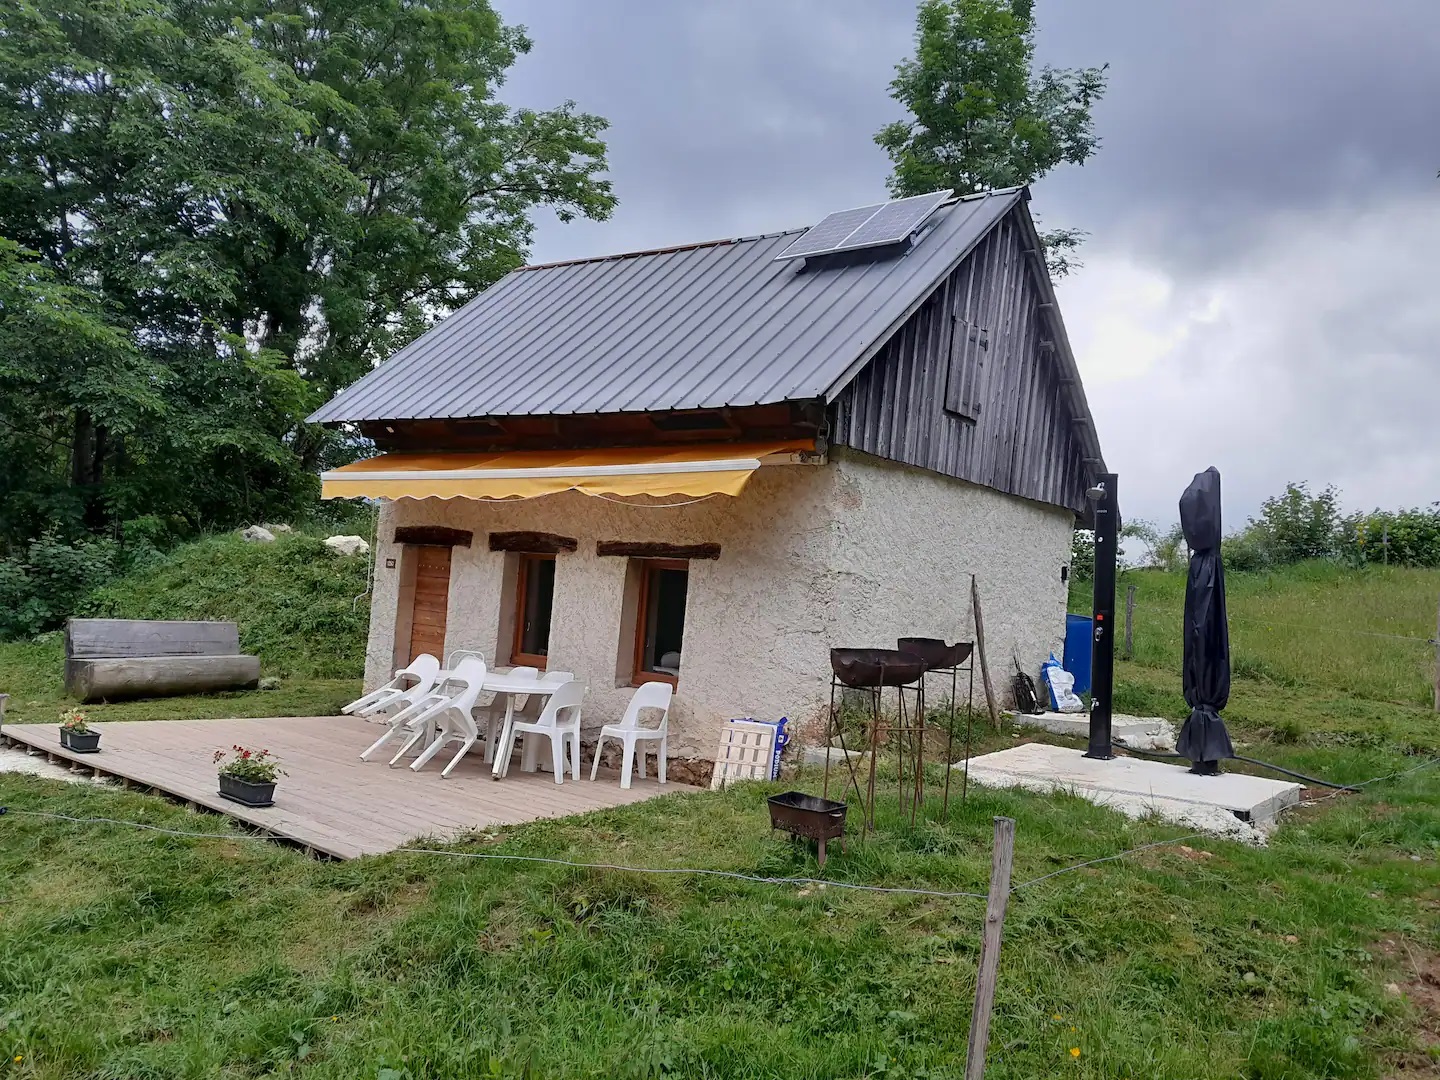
[511,554,556,666]
[633,559,689,685]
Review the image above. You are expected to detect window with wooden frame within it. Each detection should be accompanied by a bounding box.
[511,553,557,667]
[632,559,689,685]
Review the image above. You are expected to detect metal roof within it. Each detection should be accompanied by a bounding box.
[308,188,1030,424]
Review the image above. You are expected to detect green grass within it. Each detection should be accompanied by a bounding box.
[2,554,1440,1076]
[2,751,1438,1080]
[1075,562,1440,750]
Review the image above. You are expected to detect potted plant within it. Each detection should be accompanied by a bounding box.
[59,709,101,753]
[213,744,283,807]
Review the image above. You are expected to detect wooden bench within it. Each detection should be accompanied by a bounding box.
[64,619,261,703]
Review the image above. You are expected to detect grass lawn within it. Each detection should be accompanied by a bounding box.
[0,638,359,725]
[0,560,1438,1077]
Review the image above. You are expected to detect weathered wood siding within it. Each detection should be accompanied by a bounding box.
[830,208,1090,515]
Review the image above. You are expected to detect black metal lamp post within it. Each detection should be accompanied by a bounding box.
[1085,473,1119,760]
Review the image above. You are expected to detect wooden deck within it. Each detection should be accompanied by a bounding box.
[0,715,694,859]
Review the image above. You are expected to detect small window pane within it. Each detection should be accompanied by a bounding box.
[517,556,555,659]
[641,565,688,676]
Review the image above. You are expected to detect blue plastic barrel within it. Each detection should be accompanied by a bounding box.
[1063,614,1094,696]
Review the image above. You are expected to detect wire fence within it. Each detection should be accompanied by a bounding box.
[5,745,1436,900]
[5,754,1435,1076]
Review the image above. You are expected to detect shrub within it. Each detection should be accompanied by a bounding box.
[1342,505,1440,567]
[1254,482,1341,562]
[0,531,121,639]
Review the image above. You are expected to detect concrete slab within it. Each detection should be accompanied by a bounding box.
[1009,711,1176,751]
[801,745,866,767]
[959,742,1302,840]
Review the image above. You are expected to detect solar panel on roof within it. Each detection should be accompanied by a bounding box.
[773,203,884,260]
[834,191,952,252]
[774,189,952,262]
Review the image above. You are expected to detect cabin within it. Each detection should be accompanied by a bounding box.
[308,186,1106,775]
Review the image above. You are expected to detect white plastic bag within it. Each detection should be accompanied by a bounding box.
[1041,653,1085,712]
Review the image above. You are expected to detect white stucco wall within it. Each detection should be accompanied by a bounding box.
[821,450,1074,724]
[361,448,1073,761]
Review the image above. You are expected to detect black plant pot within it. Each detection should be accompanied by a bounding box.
[60,728,101,753]
[218,773,276,808]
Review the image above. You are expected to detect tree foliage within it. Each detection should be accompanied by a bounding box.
[1114,480,1440,575]
[876,0,1106,275]
[0,0,613,577]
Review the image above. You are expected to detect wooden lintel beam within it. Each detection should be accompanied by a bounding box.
[489,531,577,554]
[394,526,473,548]
[596,541,721,561]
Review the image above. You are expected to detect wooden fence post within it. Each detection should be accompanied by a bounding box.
[1123,585,1137,661]
[971,575,1001,731]
[965,816,1017,1080]
[1432,592,1439,714]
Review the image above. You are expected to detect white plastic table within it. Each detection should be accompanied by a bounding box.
[483,670,567,778]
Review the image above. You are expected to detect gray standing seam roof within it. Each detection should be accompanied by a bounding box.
[307,189,1030,424]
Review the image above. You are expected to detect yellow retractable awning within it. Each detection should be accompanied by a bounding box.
[320,439,815,501]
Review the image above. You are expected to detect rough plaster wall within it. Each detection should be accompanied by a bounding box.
[365,465,839,759]
[361,450,1073,759]
[825,449,1074,713]
[364,499,403,686]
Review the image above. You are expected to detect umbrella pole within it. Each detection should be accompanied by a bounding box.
[1085,472,1119,760]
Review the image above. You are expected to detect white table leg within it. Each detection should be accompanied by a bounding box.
[490,695,516,779]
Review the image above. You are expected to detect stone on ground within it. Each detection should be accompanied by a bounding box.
[240,524,276,543]
[323,535,369,556]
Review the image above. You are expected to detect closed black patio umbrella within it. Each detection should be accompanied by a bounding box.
[1176,467,1234,774]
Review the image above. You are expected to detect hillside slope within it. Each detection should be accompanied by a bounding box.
[1074,561,1440,752]
[85,533,371,679]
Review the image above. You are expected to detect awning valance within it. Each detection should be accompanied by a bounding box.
[320,440,814,501]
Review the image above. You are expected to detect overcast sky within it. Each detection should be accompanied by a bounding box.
[494,0,1440,529]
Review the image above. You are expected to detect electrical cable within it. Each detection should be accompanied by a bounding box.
[580,491,721,508]
[1227,754,1360,791]
[1108,738,1360,791]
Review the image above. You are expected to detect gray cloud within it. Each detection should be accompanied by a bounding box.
[493,0,1440,526]
[1037,0,1440,274]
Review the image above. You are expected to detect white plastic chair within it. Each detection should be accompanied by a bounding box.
[514,670,576,770]
[357,655,459,761]
[361,656,485,770]
[399,656,491,777]
[472,665,539,762]
[590,683,672,789]
[344,654,440,716]
[496,680,584,784]
[444,648,486,671]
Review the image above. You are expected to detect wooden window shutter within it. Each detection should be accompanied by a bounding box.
[944,315,987,421]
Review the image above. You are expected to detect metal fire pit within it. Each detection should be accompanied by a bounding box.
[767,791,848,868]
[896,637,973,669]
[829,648,927,688]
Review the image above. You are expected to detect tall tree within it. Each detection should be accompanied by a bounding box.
[876,0,1106,275]
[0,0,614,549]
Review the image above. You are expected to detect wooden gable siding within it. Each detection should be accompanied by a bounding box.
[829,208,1089,515]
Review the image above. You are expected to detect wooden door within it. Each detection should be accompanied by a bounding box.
[406,546,451,662]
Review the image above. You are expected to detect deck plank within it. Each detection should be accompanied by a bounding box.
[2,715,695,859]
